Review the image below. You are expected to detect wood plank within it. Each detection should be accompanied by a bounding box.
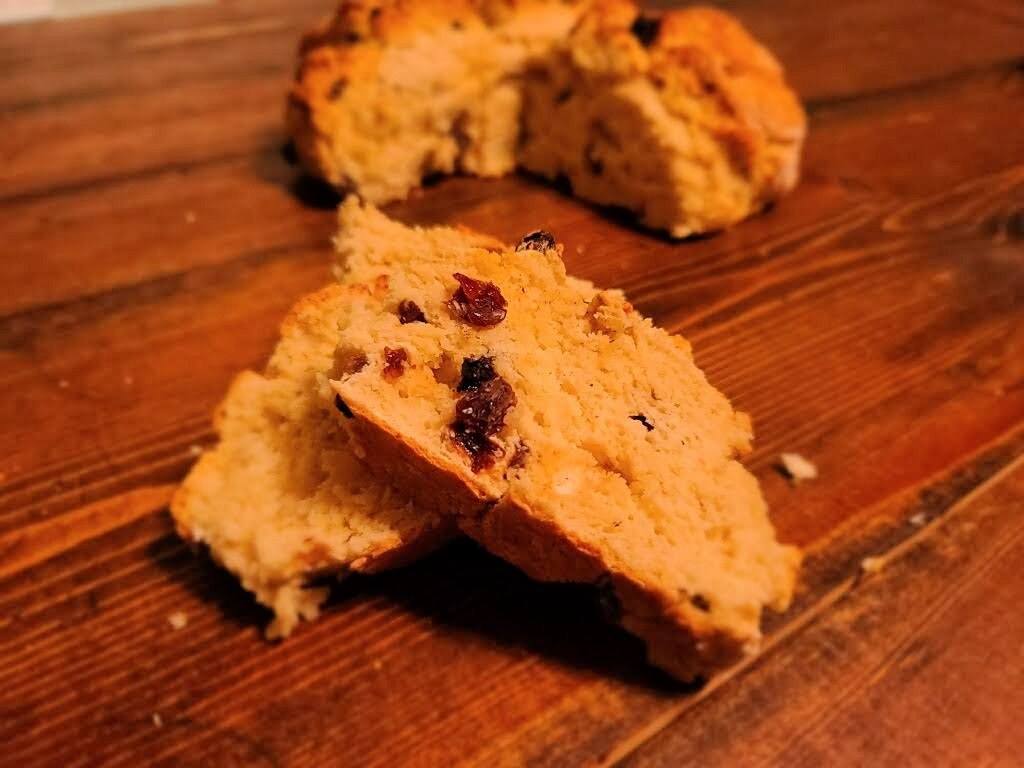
[0,158,333,317]
[719,0,1024,106]
[615,455,1024,768]
[0,0,323,65]
[0,17,304,113]
[1,74,286,201]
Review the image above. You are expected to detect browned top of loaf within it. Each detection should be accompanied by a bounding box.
[288,0,805,195]
[581,2,805,142]
[567,1,806,193]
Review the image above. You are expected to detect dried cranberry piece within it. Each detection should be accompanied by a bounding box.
[382,347,408,378]
[449,376,517,472]
[450,430,497,472]
[457,355,497,391]
[398,300,426,324]
[446,273,507,327]
[630,414,654,431]
[516,230,556,252]
[630,15,661,47]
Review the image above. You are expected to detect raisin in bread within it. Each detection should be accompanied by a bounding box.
[329,199,800,680]
[288,0,805,237]
[171,285,453,638]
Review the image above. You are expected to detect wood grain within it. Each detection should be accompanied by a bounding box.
[1,1,1022,766]
[618,455,1024,768]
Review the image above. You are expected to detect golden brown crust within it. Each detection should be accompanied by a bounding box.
[340,402,494,518]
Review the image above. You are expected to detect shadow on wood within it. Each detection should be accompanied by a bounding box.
[151,523,695,692]
[343,539,693,692]
[146,520,275,633]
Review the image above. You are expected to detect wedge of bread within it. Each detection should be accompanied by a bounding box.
[329,199,800,680]
[288,0,805,237]
[171,284,453,639]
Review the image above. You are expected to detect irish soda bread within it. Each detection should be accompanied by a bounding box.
[288,0,805,237]
[171,284,453,638]
[330,199,800,680]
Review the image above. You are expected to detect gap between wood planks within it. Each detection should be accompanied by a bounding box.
[596,429,1024,767]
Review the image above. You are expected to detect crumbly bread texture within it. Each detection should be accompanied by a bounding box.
[330,198,801,680]
[170,285,453,639]
[518,2,806,236]
[288,0,805,237]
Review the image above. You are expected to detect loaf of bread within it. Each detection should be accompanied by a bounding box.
[288,0,805,237]
[170,284,453,639]
[329,198,800,680]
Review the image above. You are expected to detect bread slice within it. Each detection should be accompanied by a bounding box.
[329,199,800,680]
[288,0,805,236]
[170,284,453,638]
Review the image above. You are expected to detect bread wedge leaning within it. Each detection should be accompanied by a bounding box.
[171,283,454,639]
[328,198,800,680]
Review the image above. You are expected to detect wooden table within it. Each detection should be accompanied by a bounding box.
[2,2,1022,766]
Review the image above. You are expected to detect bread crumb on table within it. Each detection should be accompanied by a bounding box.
[188,444,204,457]
[909,512,927,527]
[860,556,885,574]
[778,452,818,483]
[151,713,163,728]
[167,611,188,630]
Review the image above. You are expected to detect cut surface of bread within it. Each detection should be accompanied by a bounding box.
[171,285,453,639]
[288,0,805,237]
[329,199,800,680]
[288,0,581,203]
